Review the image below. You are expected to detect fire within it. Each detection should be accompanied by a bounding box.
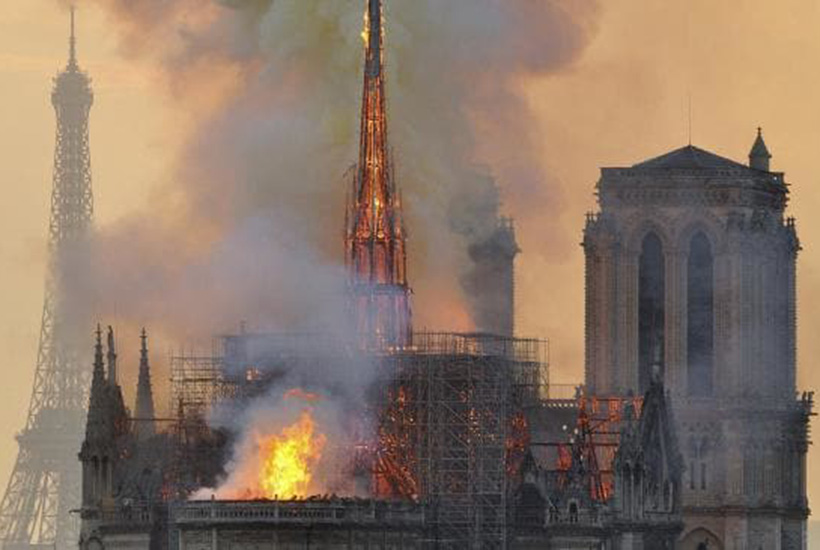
[361,9,369,45]
[256,409,327,499]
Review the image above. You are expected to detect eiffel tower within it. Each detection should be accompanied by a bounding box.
[0,8,94,550]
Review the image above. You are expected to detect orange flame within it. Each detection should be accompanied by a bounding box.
[255,409,327,499]
[361,10,369,46]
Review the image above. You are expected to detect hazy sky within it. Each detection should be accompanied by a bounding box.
[0,0,818,529]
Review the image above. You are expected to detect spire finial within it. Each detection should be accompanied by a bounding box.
[106,325,117,384]
[94,324,103,368]
[366,0,383,77]
[687,92,692,146]
[140,328,148,362]
[68,5,77,68]
[135,327,156,438]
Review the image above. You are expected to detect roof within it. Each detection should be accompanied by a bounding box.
[631,145,751,171]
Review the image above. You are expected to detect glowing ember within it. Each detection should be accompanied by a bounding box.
[361,12,369,46]
[256,409,327,499]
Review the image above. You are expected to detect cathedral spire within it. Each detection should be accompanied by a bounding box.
[345,0,411,349]
[134,328,156,439]
[84,325,107,441]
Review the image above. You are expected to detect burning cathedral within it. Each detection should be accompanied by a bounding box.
[74,1,812,550]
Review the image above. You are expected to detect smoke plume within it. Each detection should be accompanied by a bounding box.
[59,0,600,402]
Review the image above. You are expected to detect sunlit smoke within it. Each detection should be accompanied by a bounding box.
[58,0,599,355]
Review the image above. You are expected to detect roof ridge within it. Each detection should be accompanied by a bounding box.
[632,144,751,171]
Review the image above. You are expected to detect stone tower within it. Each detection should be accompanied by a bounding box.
[582,132,813,549]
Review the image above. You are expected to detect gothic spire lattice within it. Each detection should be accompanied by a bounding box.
[345,0,411,349]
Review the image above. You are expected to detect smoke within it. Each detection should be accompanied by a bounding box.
[58,0,599,407]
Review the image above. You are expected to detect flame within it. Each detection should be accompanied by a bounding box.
[256,409,327,499]
[361,5,386,46]
[361,8,369,46]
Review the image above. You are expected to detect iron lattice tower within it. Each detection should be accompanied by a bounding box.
[345,0,411,350]
[0,9,94,550]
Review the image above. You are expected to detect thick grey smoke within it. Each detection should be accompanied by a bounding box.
[60,0,599,397]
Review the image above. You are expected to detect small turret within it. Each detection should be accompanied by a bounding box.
[134,328,156,440]
[749,127,772,171]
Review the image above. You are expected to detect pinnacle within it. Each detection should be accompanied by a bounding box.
[68,5,77,69]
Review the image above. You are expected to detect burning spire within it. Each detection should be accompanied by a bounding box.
[134,328,156,440]
[345,0,411,349]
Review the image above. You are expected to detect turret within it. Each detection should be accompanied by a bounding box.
[134,328,156,440]
[749,127,772,171]
[79,325,130,511]
[80,326,111,508]
[84,325,107,443]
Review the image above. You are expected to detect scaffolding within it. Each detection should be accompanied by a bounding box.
[378,332,548,550]
[169,350,232,420]
[534,393,644,504]
[167,331,549,550]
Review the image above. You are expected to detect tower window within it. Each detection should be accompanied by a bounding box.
[689,461,695,490]
[687,232,714,396]
[701,462,707,490]
[639,233,665,392]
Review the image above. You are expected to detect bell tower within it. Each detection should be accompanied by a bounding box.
[583,132,813,549]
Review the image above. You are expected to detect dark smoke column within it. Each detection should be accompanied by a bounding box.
[463,218,519,337]
[0,8,94,550]
[345,0,411,350]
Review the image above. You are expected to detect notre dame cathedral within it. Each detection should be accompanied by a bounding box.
[583,130,814,549]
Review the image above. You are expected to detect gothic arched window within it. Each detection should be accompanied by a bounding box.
[687,232,714,396]
[639,232,665,392]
